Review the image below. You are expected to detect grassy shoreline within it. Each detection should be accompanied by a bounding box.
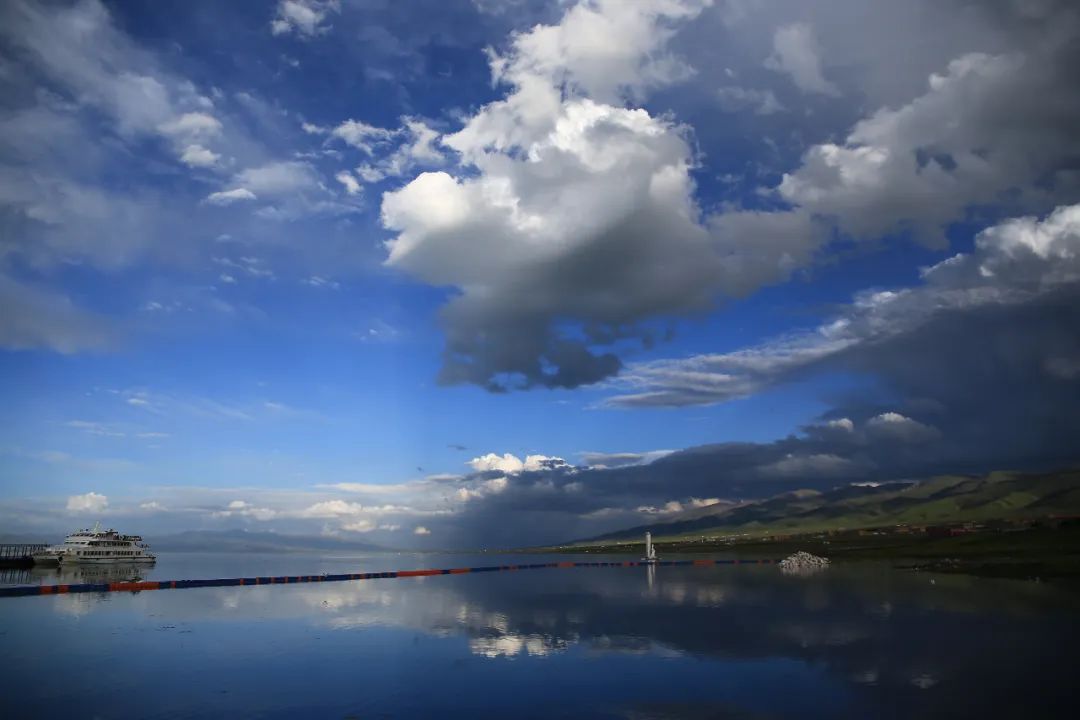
[526,524,1080,586]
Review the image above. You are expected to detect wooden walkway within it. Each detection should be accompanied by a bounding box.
[0,544,47,567]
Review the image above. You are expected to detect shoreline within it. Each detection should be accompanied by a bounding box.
[528,524,1080,586]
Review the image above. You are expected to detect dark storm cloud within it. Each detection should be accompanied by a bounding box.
[609,202,1080,409]
[487,203,1079,547]
[425,409,970,547]
[431,198,1080,546]
[841,285,1080,471]
[438,366,1074,548]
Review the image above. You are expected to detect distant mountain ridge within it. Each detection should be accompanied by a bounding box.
[579,467,1080,544]
[152,529,388,553]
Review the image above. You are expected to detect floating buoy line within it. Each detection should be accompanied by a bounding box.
[0,558,779,599]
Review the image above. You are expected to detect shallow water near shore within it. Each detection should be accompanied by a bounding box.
[1,552,1075,719]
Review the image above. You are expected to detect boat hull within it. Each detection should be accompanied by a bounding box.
[63,556,156,564]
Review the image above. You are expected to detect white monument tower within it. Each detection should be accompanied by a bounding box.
[643,531,658,564]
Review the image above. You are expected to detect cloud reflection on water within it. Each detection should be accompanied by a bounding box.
[5,560,1078,718]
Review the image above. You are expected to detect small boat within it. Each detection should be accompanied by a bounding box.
[30,548,64,566]
[642,531,658,564]
[32,523,156,565]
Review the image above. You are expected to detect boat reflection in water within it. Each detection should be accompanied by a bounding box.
[28,562,149,585]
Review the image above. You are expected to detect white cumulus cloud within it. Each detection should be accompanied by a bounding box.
[335,170,362,195]
[379,0,838,391]
[67,492,108,513]
[270,0,339,38]
[468,453,568,474]
[179,144,220,168]
[778,51,1080,245]
[866,413,940,443]
[205,188,257,206]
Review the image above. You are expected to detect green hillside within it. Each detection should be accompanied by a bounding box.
[579,467,1080,545]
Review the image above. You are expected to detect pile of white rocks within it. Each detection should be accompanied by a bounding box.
[779,551,831,576]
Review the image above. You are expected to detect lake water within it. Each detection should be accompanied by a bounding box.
[1,552,1075,718]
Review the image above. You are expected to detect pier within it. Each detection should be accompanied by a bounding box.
[0,544,47,568]
[0,558,777,598]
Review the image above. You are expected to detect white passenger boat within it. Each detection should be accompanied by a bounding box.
[31,523,156,565]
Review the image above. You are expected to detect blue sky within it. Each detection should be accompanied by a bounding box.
[2,0,1079,547]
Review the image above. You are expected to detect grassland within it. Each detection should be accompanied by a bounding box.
[581,468,1080,546]
[541,523,1080,586]
[536,468,1080,586]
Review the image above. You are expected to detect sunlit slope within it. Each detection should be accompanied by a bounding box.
[580,468,1080,544]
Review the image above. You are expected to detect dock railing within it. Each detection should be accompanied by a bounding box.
[0,544,47,565]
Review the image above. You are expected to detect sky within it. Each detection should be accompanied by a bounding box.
[1,0,1078,548]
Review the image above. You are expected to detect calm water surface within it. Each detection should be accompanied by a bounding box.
[0,552,1075,718]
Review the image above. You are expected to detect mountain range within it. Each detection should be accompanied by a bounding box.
[579,467,1080,545]
[151,529,387,553]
